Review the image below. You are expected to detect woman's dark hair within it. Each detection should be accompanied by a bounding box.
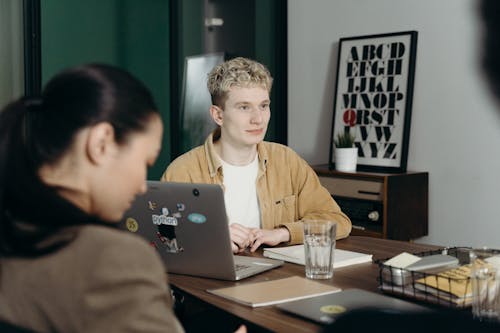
[0,64,159,256]
[481,0,500,109]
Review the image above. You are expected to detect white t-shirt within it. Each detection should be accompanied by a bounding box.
[220,156,261,229]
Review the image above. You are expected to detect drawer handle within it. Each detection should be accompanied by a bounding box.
[358,190,380,196]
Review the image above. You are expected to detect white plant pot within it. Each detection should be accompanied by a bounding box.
[334,147,358,172]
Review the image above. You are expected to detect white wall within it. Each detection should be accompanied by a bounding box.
[288,0,500,248]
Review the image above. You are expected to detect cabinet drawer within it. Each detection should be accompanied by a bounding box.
[318,176,383,201]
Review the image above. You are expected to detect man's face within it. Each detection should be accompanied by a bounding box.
[217,86,271,149]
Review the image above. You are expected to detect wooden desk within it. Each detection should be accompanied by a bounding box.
[168,236,441,333]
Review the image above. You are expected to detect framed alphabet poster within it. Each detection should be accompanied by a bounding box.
[329,31,418,173]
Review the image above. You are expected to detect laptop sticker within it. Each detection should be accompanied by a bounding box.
[176,203,186,211]
[151,202,187,253]
[320,305,346,314]
[148,201,157,210]
[157,225,183,253]
[317,305,346,323]
[126,217,139,233]
[187,213,207,224]
[152,214,178,226]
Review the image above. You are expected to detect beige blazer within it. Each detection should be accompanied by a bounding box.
[0,225,184,333]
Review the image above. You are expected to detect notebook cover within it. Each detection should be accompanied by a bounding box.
[207,276,341,307]
[277,288,428,324]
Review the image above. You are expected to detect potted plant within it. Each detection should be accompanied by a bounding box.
[334,132,358,172]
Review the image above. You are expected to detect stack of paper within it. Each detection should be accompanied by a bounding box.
[262,245,372,268]
[413,264,473,305]
[379,252,471,307]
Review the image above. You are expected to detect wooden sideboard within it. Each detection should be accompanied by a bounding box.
[313,164,428,241]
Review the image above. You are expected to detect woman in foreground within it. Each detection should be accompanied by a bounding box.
[0,64,185,332]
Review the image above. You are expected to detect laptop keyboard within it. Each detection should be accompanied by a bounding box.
[235,264,251,271]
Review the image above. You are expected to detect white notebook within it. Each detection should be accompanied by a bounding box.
[263,245,372,268]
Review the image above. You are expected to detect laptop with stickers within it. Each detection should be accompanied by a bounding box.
[120,181,283,281]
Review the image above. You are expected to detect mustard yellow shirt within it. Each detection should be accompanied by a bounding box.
[161,131,351,244]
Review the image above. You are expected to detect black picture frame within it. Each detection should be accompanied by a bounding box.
[329,31,418,173]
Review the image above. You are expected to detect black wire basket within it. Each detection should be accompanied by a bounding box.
[376,247,479,308]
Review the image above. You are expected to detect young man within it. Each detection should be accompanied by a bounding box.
[162,57,351,253]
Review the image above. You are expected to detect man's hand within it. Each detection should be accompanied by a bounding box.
[248,227,290,252]
[229,223,255,253]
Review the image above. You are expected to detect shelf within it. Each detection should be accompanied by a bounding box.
[313,165,428,241]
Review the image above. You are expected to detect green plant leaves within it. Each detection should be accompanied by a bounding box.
[334,132,355,148]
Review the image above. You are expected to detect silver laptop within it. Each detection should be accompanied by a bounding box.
[120,181,283,280]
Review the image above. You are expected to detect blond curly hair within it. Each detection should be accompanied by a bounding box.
[207,57,273,107]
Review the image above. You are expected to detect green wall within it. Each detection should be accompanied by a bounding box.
[41,0,171,179]
[40,0,286,176]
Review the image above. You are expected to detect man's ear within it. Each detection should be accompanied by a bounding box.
[85,122,116,165]
[209,105,224,126]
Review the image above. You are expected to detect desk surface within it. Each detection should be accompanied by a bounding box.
[168,236,441,333]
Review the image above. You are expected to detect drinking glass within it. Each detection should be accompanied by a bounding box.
[303,220,336,279]
[470,248,500,322]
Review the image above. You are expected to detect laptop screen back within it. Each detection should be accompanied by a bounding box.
[121,181,238,280]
